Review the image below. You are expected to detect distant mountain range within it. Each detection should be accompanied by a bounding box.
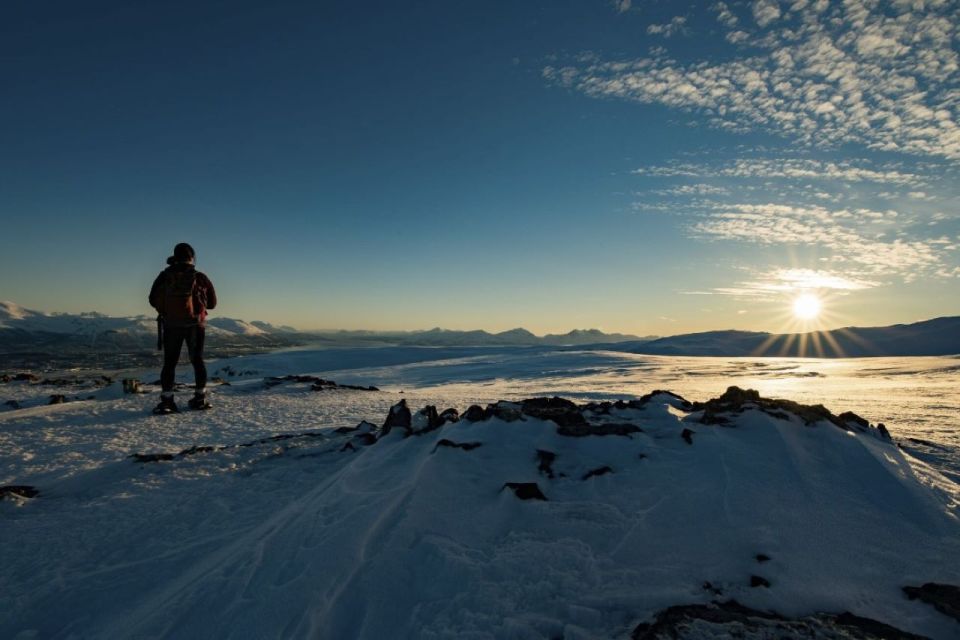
[610,316,960,357]
[3,301,958,363]
[309,326,651,347]
[0,302,651,358]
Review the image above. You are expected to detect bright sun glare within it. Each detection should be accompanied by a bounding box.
[792,293,822,320]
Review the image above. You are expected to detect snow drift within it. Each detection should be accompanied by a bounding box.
[1,381,959,639]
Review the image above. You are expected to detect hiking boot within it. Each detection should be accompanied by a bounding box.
[188,393,211,411]
[152,396,179,415]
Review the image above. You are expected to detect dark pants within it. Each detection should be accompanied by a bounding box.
[161,325,207,393]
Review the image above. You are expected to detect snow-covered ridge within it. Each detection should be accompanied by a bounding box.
[0,300,282,338]
[0,301,650,348]
[1,381,958,638]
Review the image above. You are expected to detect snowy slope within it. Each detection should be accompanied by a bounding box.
[1,372,959,639]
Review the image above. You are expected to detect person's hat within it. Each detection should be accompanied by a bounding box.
[167,242,196,265]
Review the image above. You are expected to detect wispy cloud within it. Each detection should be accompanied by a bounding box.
[545,1,960,159]
[688,268,879,298]
[650,183,730,196]
[632,158,924,184]
[647,17,689,38]
[691,202,944,279]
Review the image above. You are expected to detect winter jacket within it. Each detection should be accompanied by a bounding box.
[149,262,217,328]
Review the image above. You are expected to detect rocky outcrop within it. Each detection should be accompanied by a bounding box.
[0,485,39,500]
[262,375,378,392]
[536,449,557,478]
[631,600,924,639]
[903,583,960,623]
[582,466,613,480]
[381,399,412,437]
[131,431,329,463]
[518,397,587,427]
[502,482,547,501]
[411,406,443,435]
[691,386,891,441]
[433,439,482,452]
[1,373,112,387]
[462,405,487,422]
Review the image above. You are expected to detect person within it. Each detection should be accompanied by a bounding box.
[148,242,217,414]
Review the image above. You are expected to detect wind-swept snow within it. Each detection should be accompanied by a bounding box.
[1,368,959,639]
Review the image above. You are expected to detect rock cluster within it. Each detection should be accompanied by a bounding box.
[631,600,925,639]
[690,386,891,441]
[263,375,378,392]
[0,373,112,387]
[903,583,960,623]
[0,485,39,501]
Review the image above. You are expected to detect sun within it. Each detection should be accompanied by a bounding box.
[792,293,822,320]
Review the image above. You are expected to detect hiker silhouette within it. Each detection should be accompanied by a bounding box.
[148,243,217,414]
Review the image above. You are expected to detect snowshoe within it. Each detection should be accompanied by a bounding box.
[152,397,179,415]
[188,394,212,411]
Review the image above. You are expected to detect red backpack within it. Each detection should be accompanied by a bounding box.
[162,269,198,325]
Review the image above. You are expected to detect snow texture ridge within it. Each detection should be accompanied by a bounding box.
[1,378,959,639]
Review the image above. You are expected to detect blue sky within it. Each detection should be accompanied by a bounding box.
[1,0,958,334]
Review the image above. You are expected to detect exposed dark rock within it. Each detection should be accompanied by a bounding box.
[702,581,723,596]
[334,420,378,435]
[0,485,39,500]
[132,453,176,463]
[691,386,891,442]
[877,423,891,440]
[256,432,325,445]
[519,397,588,428]
[681,428,695,445]
[178,445,215,456]
[48,394,67,405]
[558,422,642,438]
[750,575,771,588]
[582,465,613,480]
[411,405,443,435]
[132,431,328,462]
[438,408,460,424]
[631,600,923,640]
[262,374,379,392]
[487,401,524,422]
[502,482,547,501]
[581,401,613,415]
[4,400,20,410]
[340,441,356,452]
[756,553,771,563]
[122,378,142,394]
[433,439,482,452]
[13,373,40,382]
[903,583,960,623]
[832,612,929,639]
[633,389,694,410]
[354,432,377,446]
[536,449,557,478]
[838,411,870,430]
[462,405,488,422]
[313,380,379,392]
[381,399,412,437]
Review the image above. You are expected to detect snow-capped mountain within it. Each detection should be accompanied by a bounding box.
[0,302,649,354]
